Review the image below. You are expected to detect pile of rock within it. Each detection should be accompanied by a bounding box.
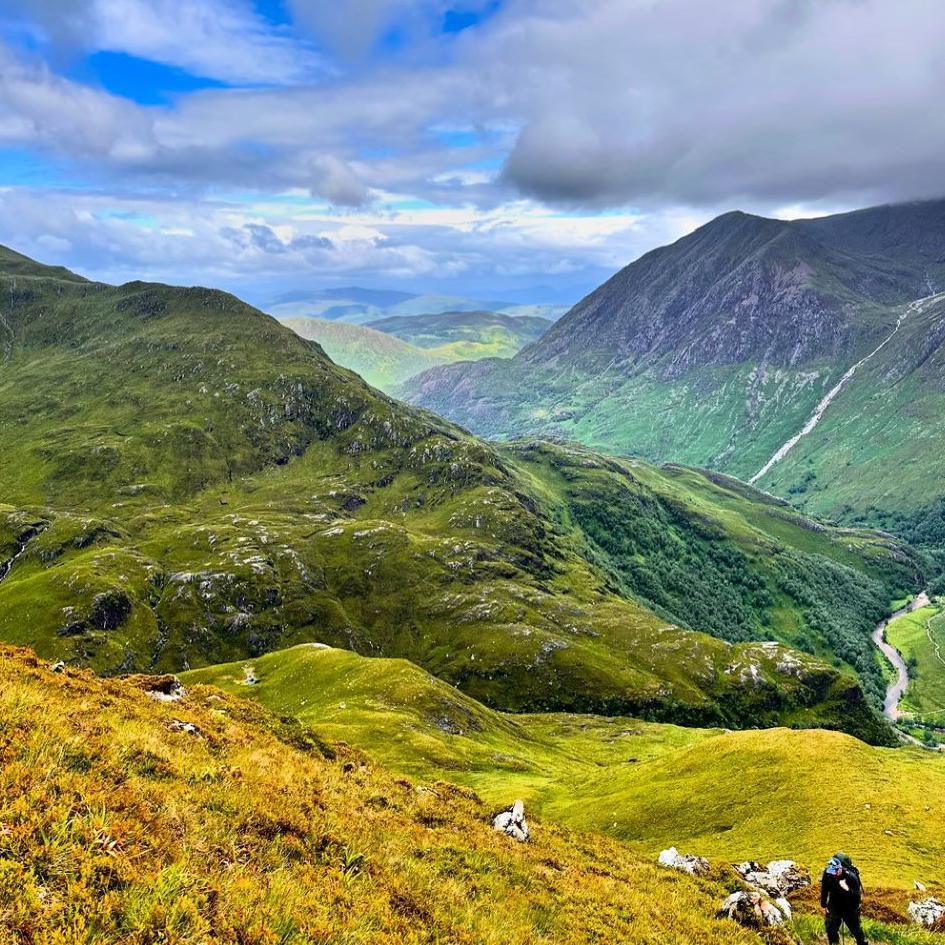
[908,897,945,929]
[722,859,809,929]
[657,847,710,876]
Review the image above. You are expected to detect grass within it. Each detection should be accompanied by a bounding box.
[279,317,448,392]
[185,643,945,890]
[885,600,945,719]
[0,643,771,945]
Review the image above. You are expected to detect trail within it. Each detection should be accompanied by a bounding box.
[873,593,930,720]
[749,293,944,485]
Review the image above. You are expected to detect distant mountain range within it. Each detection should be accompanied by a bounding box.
[405,199,945,523]
[266,285,569,324]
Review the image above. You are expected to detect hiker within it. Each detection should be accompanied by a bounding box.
[821,853,867,945]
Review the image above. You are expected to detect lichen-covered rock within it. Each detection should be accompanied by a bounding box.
[658,847,710,876]
[908,897,945,928]
[735,859,811,896]
[493,800,529,842]
[719,890,788,928]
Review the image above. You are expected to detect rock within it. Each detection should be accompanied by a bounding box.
[915,880,927,891]
[658,847,710,876]
[493,800,529,842]
[168,719,202,737]
[734,859,811,896]
[49,660,66,673]
[125,673,185,702]
[719,890,788,928]
[908,897,945,928]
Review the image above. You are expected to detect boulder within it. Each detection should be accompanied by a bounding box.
[719,890,788,928]
[658,847,710,876]
[908,897,945,928]
[493,800,529,842]
[734,859,810,896]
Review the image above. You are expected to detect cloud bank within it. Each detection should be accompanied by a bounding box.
[0,0,941,300]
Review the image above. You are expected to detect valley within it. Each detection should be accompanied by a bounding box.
[2,215,945,941]
[279,310,551,394]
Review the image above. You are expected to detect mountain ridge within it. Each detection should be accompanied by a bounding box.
[404,198,945,519]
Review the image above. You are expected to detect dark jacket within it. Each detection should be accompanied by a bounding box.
[821,866,863,913]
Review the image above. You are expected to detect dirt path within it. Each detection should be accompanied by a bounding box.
[873,593,930,720]
[750,293,944,485]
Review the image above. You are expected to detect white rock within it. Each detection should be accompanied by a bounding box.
[658,847,710,876]
[909,897,945,928]
[734,859,810,896]
[719,890,787,928]
[493,800,530,842]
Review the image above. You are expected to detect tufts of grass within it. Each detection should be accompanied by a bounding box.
[0,643,767,944]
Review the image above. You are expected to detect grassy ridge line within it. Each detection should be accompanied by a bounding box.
[0,644,763,945]
[184,643,945,889]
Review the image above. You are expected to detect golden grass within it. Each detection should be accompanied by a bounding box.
[0,645,766,945]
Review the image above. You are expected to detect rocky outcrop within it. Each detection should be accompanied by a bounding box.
[493,800,529,842]
[908,897,945,928]
[657,847,710,876]
[719,890,790,928]
[734,859,810,897]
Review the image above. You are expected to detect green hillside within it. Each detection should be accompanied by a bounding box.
[1,643,773,945]
[186,642,945,890]
[0,246,921,742]
[279,317,448,391]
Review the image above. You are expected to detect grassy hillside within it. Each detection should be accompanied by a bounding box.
[279,317,448,391]
[367,310,550,363]
[756,293,945,519]
[0,246,920,740]
[886,600,945,720]
[186,643,945,890]
[1,643,771,945]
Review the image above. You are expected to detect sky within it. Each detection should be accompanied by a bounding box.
[0,0,943,307]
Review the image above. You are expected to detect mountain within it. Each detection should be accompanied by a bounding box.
[368,310,551,360]
[0,244,920,740]
[279,317,448,391]
[1,644,767,944]
[404,199,945,522]
[266,285,566,325]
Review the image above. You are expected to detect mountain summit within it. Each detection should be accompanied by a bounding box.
[404,199,945,519]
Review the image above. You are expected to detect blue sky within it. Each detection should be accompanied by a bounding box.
[0,0,942,307]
